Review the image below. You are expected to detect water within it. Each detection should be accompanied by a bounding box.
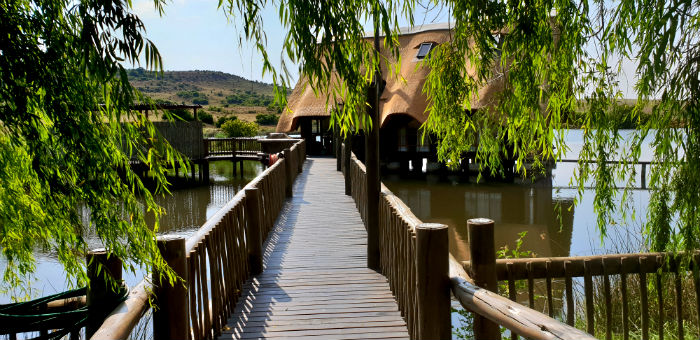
[384,129,656,262]
[0,160,263,303]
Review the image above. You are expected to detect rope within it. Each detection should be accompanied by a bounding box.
[0,285,129,340]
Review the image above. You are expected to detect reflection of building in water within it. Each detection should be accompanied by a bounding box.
[387,181,575,262]
[387,179,575,316]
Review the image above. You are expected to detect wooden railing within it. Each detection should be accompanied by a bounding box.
[203,137,262,157]
[462,252,700,340]
[343,147,594,340]
[90,140,306,340]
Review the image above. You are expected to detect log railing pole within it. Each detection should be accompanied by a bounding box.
[283,148,293,197]
[245,188,264,275]
[86,249,123,339]
[415,223,451,340]
[153,236,188,340]
[468,218,501,340]
[344,137,352,196]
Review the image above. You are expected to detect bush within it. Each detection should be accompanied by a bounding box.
[255,113,279,125]
[198,111,214,124]
[216,115,237,128]
[221,120,258,137]
[192,98,209,105]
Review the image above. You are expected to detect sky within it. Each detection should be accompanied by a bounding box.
[130,0,450,85]
[131,0,638,98]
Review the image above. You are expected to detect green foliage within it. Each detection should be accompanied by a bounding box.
[225,91,273,106]
[221,120,258,137]
[224,0,700,258]
[192,98,209,105]
[198,111,214,124]
[0,0,178,293]
[216,115,238,128]
[256,113,279,125]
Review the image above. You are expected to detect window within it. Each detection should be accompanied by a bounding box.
[416,42,434,60]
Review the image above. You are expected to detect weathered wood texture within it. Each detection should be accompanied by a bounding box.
[463,251,700,340]
[90,140,306,340]
[220,157,409,340]
[348,152,591,340]
[349,153,450,339]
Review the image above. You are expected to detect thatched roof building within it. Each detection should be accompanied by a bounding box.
[276,22,504,133]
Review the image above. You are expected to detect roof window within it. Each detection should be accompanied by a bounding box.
[416,42,434,59]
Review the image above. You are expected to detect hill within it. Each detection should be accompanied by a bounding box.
[127,69,284,133]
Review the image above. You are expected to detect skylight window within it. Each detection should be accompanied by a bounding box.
[416,43,434,59]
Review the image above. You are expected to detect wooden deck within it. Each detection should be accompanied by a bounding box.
[219,157,409,340]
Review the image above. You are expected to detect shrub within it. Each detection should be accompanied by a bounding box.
[255,113,279,125]
[192,98,209,105]
[198,111,214,124]
[216,115,237,128]
[221,120,258,137]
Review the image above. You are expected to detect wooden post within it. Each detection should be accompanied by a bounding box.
[415,223,451,340]
[245,188,264,275]
[283,148,293,197]
[153,236,188,340]
[344,137,352,196]
[86,249,123,338]
[468,218,501,340]
[336,128,342,171]
[365,19,382,271]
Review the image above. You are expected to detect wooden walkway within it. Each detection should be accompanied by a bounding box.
[219,157,409,340]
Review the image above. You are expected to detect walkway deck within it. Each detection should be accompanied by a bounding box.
[219,157,409,340]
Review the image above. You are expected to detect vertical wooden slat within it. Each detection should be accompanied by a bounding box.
[656,263,664,340]
[565,260,575,326]
[546,260,554,318]
[620,257,629,340]
[506,262,517,340]
[584,258,594,335]
[675,270,684,340]
[526,262,535,309]
[603,258,612,340]
[640,257,649,340]
[198,245,211,340]
[694,253,700,340]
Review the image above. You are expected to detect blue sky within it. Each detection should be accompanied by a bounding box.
[130,0,450,85]
[131,0,637,98]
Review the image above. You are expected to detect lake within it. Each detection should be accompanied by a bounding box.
[2,129,656,305]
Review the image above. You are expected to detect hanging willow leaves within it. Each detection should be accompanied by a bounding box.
[0,0,182,293]
[225,0,700,256]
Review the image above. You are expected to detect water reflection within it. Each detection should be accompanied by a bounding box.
[384,178,575,262]
[0,160,262,303]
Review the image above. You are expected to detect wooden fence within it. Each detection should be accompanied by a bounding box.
[90,140,305,340]
[203,137,262,157]
[342,146,594,340]
[461,252,700,340]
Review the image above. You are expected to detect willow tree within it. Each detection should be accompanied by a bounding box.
[419,0,700,254]
[231,0,699,254]
[0,0,182,294]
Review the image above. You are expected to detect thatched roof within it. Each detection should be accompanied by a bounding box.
[276,23,504,133]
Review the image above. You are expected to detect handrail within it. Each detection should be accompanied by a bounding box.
[89,280,150,340]
[463,251,700,280]
[449,255,596,340]
[90,139,306,340]
[344,149,593,340]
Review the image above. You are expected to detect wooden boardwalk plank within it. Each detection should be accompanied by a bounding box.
[219,157,408,340]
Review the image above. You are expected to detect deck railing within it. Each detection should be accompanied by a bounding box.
[462,252,700,340]
[90,140,305,340]
[342,146,595,340]
[203,137,262,157]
